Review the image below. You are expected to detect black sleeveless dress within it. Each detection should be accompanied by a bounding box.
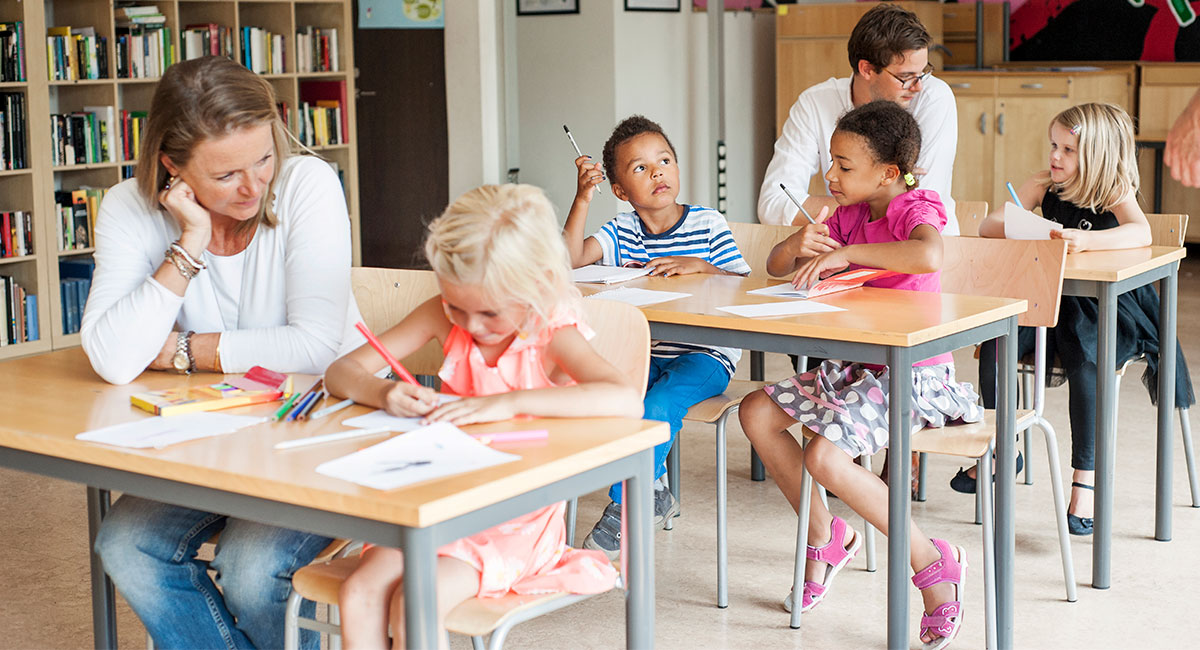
[1042,189,1194,407]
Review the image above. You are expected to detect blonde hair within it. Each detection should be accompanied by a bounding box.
[424,184,580,327]
[1050,102,1139,213]
[135,56,293,232]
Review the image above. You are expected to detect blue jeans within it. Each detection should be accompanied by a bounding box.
[93,495,333,650]
[609,353,731,504]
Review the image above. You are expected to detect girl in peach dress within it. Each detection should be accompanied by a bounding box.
[325,184,643,650]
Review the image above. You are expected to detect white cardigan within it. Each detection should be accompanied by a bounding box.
[757,75,960,235]
[82,155,363,385]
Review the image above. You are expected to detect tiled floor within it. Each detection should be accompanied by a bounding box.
[6,257,1200,649]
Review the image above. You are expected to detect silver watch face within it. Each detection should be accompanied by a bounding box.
[173,351,190,372]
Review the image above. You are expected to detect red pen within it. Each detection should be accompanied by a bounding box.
[355,322,420,386]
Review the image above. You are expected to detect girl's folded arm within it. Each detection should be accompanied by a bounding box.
[505,325,643,419]
[840,224,943,275]
[1082,197,1152,250]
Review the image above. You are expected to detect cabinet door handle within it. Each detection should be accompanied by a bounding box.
[979,112,988,135]
[1020,83,1043,90]
[949,82,971,89]
[997,113,1005,135]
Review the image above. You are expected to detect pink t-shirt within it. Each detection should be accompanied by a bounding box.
[825,189,952,366]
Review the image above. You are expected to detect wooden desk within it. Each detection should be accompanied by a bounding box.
[0,348,668,649]
[584,274,1026,649]
[1063,245,1187,589]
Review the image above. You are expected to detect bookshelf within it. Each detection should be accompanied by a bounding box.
[0,0,358,361]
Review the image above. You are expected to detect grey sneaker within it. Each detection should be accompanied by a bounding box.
[582,488,681,560]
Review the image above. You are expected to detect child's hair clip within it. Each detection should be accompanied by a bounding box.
[1069,123,1082,135]
[903,172,916,187]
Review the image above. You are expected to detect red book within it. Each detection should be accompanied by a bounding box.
[1,211,11,257]
[299,80,347,143]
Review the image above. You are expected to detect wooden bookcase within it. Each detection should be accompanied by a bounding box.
[0,0,358,362]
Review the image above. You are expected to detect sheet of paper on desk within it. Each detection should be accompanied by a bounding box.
[341,394,460,430]
[572,264,651,284]
[587,286,691,307]
[717,301,845,318]
[1004,202,1062,240]
[76,412,266,449]
[315,421,520,490]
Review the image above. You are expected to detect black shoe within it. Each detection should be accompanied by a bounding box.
[948,451,1025,494]
[1068,482,1094,536]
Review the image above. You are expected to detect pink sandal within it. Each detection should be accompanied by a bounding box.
[911,538,967,650]
[785,515,862,613]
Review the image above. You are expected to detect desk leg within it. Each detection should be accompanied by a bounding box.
[627,449,656,649]
[995,317,1017,649]
[1093,283,1118,589]
[401,527,439,649]
[1157,263,1179,541]
[86,487,116,650]
[886,347,913,650]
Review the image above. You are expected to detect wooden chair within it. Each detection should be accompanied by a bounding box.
[786,237,1075,647]
[283,275,652,650]
[955,200,989,237]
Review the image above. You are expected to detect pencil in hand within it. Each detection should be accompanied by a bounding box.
[564,124,603,195]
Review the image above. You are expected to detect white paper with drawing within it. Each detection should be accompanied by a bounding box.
[341,394,460,430]
[315,422,520,490]
[1004,202,1062,240]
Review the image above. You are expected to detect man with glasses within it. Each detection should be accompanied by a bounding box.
[758,3,959,234]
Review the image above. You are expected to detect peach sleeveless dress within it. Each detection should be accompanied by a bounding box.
[433,308,618,597]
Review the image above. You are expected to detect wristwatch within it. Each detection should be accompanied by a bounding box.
[172,331,196,374]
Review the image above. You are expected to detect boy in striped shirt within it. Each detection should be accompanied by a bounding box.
[563,115,751,558]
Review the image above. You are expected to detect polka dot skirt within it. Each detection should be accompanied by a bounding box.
[764,360,984,458]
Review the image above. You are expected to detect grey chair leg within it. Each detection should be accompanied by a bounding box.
[330,605,342,650]
[751,447,766,481]
[916,452,928,502]
[860,453,877,573]
[146,635,154,650]
[665,435,681,530]
[790,464,814,629]
[750,350,767,482]
[1180,408,1199,507]
[284,590,304,650]
[716,408,733,608]
[1034,418,1077,602]
[471,636,486,650]
[974,479,983,525]
[487,624,513,650]
[565,498,578,546]
[978,452,997,650]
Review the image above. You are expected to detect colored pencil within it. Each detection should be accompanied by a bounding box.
[354,322,420,386]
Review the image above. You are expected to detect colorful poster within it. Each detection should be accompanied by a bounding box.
[1010,0,1200,61]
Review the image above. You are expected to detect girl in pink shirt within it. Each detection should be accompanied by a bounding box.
[325,184,643,650]
[740,101,981,650]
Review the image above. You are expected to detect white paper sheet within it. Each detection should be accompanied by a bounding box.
[587,286,691,307]
[315,422,520,490]
[716,301,846,318]
[746,283,808,299]
[572,264,651,284]
[76,413,267,449]
[341,395,460,430]
[1004,202,1063,240]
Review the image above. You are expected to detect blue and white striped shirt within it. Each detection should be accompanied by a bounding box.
[591,205,750,374]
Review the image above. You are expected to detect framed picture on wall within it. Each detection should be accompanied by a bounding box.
[517,0,579,15]
[625,0,681,10]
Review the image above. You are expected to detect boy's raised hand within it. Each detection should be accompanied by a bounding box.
[574,155,605,201]
[381,381,439,418]
[789,205,840,257]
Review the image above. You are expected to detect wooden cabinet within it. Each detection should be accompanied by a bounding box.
[0,0,358,360]
[941,2,1007,69]
[774,2,943,134]
[941,67,1135,212]
[1138,63,1200,242]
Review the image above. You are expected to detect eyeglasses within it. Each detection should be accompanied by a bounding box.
[884,63,935,90]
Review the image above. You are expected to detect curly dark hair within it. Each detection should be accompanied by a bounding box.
[834,100,921,185]
[602,115,677,187]
[847,3,931,74]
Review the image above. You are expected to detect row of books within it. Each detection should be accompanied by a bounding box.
[240,26,286,75]
[181,23,234,61]
[116,24,173,79]
[1,91,27,169]
[1,210,33,258]
[56,188,106,252]
[0,274,37,345]
[295,26,338,73]
[0,21,25,82]
[59,258,94,336]
[47,26,109,81]
[295,79,348,146]
[49,107,145,166]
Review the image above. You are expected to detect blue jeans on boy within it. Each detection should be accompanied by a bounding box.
[609,352,732,504]
[93,495,333,650]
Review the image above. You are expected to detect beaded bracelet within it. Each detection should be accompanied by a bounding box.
[169,241,207,271]
[164,246,200,280]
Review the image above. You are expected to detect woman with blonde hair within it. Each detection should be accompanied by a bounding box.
[88,56,360,649]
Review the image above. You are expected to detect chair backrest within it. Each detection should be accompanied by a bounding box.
[351,267,443,375]
[728,221,799,279]
[1144,213,1189,247]
[940,236,1068,328]
[954,200,989,237]
[580,298,651,397]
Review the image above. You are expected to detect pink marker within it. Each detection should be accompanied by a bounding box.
[469,429,549,445]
